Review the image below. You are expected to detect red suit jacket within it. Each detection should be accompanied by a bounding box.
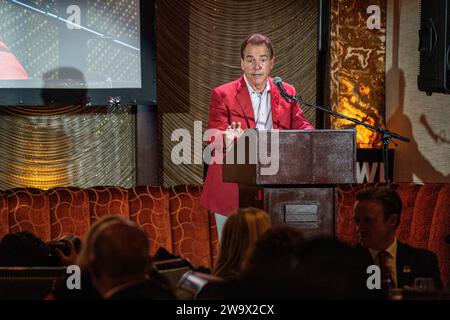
[200,76,314,215]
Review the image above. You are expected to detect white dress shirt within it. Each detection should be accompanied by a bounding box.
[243,74,273,130]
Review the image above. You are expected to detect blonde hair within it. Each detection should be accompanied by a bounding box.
[213,208,271,279]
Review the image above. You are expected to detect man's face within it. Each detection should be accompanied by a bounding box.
[353,200,398,250]
[241,43,274,91]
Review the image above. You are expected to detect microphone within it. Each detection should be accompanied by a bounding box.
[273,77,292,102]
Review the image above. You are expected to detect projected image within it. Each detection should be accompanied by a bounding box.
[0,0,141,89]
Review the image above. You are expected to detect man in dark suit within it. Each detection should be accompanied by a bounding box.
[353,186,442,289]
[200,33,314,237]
[89,222,175,300]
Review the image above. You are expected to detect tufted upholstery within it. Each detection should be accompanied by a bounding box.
[48,187,90,240]
[86,186,129,223]
[395,184,423,243]
[409,184,444,249]
[0,183,447,282]
[6,188,51,242]
[427,185,450,288]
[169,185,217,268]
[0,185,217,268]
[336,183,449,289]
[128,186,172,255]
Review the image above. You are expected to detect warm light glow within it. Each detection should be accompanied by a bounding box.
[331,78,384,148]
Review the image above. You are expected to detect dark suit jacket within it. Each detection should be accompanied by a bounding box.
[109,279,176,300]
[200,76,314,215]
[363,241,443,289]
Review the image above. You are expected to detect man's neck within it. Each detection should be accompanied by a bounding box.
[252,83,266,93]
[243,74,268,93]
[372,236,397,252]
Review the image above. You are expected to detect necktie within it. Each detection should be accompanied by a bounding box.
[377,250,395,289]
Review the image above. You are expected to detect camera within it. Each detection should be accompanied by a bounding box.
[48,235,82,264]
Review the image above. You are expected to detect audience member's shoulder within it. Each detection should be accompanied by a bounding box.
[196,279,238,300]
[110,280,176,300]
[398,241,438,259]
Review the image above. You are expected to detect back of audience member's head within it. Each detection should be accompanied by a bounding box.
[238,226,305,299]
[213,208,271,279]
[295,238,385,300]
[51,215,134,300]
[88,222,150,295]
[0,231,53,266]
[76,215,129,270]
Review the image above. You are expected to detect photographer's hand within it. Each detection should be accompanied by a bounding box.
[55,240,78,266]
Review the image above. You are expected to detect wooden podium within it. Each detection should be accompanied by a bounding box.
[222,129,356,238]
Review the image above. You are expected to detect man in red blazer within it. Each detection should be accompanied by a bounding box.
[0,39,28,80]
[200,34,314,236]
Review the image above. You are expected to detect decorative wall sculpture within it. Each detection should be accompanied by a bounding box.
[330,0,386,148]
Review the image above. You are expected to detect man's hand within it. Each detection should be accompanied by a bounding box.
[54,239,78,266]
[223,122,244,150]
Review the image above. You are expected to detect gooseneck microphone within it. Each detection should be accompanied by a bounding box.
[273,77,292,102]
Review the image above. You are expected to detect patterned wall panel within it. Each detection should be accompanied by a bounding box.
[169,185,213,268]
[86,186,129,224]
[0,106,135,190]
[6,188,51,241]
[128,186,172,255]
[48,187,90,240]
[330,0,386,147]
[157,0,318,186]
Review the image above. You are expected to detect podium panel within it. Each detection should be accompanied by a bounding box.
[223,129,356,238]
[223,129,356,185]
[239,185,335,238]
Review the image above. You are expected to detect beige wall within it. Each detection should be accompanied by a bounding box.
[386,0,450,183]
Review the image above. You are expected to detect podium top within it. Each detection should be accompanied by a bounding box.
[222,129,356,185]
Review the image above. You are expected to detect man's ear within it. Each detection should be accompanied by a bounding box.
[241,59,245,71]
[270,56,275,70]
[388,214,400,228]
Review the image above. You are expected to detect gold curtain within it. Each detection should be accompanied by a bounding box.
[0,106,135,190]
[157,0,319,186]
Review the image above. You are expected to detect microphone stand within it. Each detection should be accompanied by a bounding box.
[283,92,410,183]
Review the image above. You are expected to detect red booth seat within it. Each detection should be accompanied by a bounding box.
[0,183,447,287]
[0,185,218,268]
